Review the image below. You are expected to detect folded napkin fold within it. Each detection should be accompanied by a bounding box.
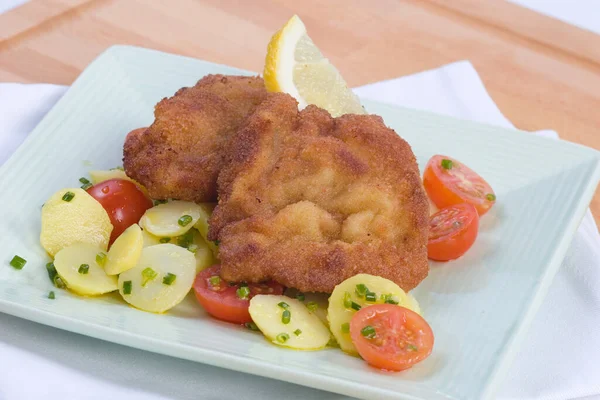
[0,61,598,400]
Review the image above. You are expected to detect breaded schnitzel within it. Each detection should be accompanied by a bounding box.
[123,75,268,202]
[209,93,429,293]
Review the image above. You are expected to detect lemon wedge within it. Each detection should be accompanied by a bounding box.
[264,15,365,117]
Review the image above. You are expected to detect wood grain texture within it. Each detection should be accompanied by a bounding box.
[1,0,599,223]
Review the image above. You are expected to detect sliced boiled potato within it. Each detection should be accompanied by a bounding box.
[406,292,421,315]
[249,295,330,350]
[327,274,421,355]
[141,229,161,247]
[284,288,329,326]
[190,229,216,273]
[140,201,202,238]
[118,244,196,313]
[54,243,118,296]
[40,188,113,257]
[192,203,218,256]
[104,224,143,275]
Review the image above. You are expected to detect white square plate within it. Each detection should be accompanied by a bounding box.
[1,46,599,400]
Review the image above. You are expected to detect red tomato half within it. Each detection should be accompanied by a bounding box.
[193,265,285,324]
[87,178,153,245]
[428,203,479,261]
[350,304,434,372]
[423,155,496,215]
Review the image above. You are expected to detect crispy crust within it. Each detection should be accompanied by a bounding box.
[210,93,429,293]
[123,74,268,202]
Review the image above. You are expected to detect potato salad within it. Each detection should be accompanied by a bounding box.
[29,171,434,372]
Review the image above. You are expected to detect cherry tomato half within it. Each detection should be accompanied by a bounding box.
[87,178,153,245]
[193,265,285,324]
[350,304,434,372]
[423,155,496,216]
[428,203,479,261]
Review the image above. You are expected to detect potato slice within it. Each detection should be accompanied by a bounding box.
[141,229,161,247]
[249,295,330,350]
[327,274,421,355]
[190,229,216,273]
[40,188,113,257]
[284,289,329,326]
[54,243,118,296]
[104,224,143,275]
[192,203,218,256]
[140,201,202,237]
[118,244,196,313]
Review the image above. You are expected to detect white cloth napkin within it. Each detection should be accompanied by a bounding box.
[1,61,599,400]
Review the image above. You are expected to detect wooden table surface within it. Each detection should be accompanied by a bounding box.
[1,0,599,223]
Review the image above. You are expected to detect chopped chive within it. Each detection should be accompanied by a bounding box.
[365,292,377,302]
[306,301,318,312]
[187,244,198,254]
[48,291,55,300]
[343,291,352,308]
[282,310,291,324]
[159,237,171,243]
[350,302,361,311]
[178,215,193,227]
[360,325,376,339]
[53,275,66,289]
[382,293,399,305]
[407,344,418,351]
[277,301,289,309]
[385,298,399,305]
[9,255,27,270]
[236,285,250,300]
[209,275,221,286]
[213,240,220,246]
[62,191,75,202]
[177,230,194,248]
[355,283,368,297]
[162,273,177,285]
[276,333,289,343]
[123,280,132,295]
[96,252,107,266]
[341,323,350,333]
[295,292,305,302]
[78,264,89,274]
[79,177,90,184]
[46,262,57,283]
[141,267,157,286]
[81,182,93,190]
[486,193,496,202]
[153,199,168,206]
[441,159,453,170]
[293,329,302,336]
[245,322,260,331]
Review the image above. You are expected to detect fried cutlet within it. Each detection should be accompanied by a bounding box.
[123,74,268,202]
[209,93,429,293]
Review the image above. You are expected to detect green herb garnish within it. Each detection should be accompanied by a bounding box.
[162,273,177,285]
[178,215,193,227]
[276,333,289,343]
[441,159,453,170]
[141,267,157,286]
[9,255,26,270]
[122,280,132,295]
[62,191,75,202]
[78,264,89,274]
[360,325,376,339]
